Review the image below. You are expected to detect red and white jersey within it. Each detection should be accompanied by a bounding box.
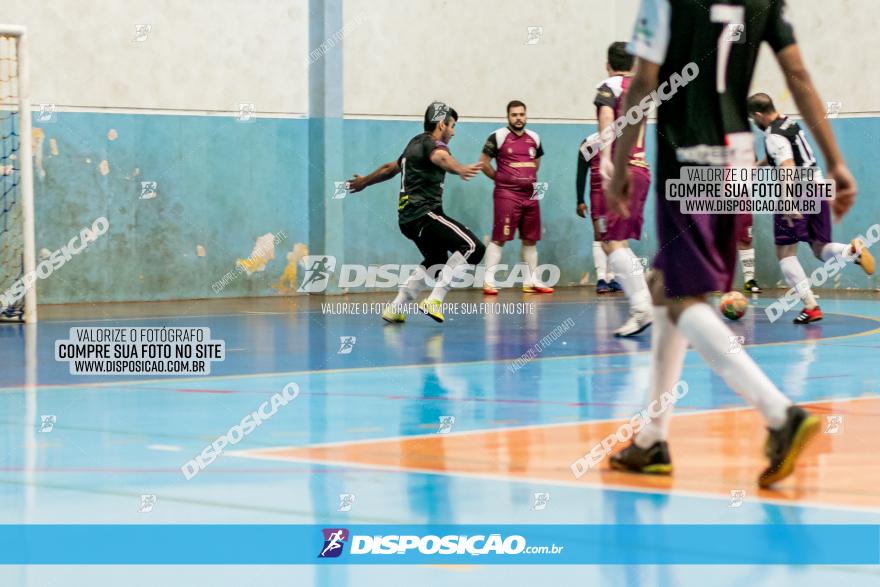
[594,75,649,169]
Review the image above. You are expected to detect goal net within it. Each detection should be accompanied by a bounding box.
[0,26,36,322]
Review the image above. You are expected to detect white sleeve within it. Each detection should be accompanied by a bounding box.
[765,134,794,164]
[628,0,671,65]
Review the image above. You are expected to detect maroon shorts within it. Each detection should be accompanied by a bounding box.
[492,189,541,241]
[735,214,753,244]
[597,165,650,241]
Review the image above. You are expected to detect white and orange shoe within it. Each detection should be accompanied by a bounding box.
[483,284,500,295]
[522,283,554,294]
[851,238,876,275]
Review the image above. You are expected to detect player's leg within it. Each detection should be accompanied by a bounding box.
[483,240,504,295]
[610,271,685,473]
[737,214,761,293]
[604,240,652,336]
[592,235,611,294]
[520,199,553,293]
[603,167,652,336]
[419,211,486,322]
[612,207,819,486]
[808,201,875,275]
[589,160,617,293]
[383,216,443,323]
[774,214,822,323]
[485,193,517,294]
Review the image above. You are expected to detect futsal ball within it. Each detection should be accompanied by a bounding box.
[719,291,748,321]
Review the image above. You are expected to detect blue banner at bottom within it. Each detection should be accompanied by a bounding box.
[0,524,877,565]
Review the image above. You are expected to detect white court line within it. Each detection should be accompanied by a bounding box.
[227,396,880,516]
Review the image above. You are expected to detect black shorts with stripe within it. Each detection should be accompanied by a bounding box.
[399,208,486,276]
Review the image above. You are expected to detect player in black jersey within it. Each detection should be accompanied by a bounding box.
[747,92,875,324]
[605,0,857,488]
[347,102,484,324]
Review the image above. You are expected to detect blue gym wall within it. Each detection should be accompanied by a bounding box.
[32,113,309,304]
[31,113,879,304]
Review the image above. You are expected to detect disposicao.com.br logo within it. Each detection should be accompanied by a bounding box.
[317,529,563,558]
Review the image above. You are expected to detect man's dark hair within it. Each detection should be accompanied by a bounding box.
[746,92,776,114]
[424,102,459,132]
[607,42,634,72]
[507,100,526,113]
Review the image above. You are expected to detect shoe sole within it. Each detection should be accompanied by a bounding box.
[483,290,499,296]
[614,321,653,338]
[418,307,444,323]
[610,460,673,475]
[758,414,821,488]
[522,289,554,294]
[381,315,404,324]
[793,316,822,324]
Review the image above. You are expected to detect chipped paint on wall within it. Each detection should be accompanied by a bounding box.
[273,243,309,294]
[32,128,46,178]
[237,233,276,274]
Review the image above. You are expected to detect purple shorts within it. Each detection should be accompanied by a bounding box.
[654,174,737,298]
[774,201,832,246]
[597,166,650,241]
[492,189,541,242]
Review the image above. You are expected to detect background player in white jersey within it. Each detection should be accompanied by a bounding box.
[747,92,875,324]
[605,0,857,487]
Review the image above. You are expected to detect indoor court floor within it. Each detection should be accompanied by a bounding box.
[1,288,878,585]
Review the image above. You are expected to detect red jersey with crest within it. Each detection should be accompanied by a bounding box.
[482,127,544,196]
[593,75,649,169]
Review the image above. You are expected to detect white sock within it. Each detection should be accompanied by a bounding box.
[522,244,538,287]
[779,256,817,309]
[593,242,607,282]
[739,248,755,282]
[820,242,848,262]
[430,252,467,302]
[391,265,428,309]
[677,303,791,429]
[635,307,688,448]
[484,242,503,288]
[608,248,651,312]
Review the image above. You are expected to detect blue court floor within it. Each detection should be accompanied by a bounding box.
[0,289,878,586]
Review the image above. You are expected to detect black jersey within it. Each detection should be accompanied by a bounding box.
[763,115,818,168]
[629,0,796,176]
[396,132,450,224]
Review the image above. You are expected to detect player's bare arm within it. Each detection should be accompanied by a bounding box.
[430,149,481,180]
[348,160,400,193]
[606,58,659,218]
[776,44,857,219]
[597,104,615,180]
[479,152,496,180]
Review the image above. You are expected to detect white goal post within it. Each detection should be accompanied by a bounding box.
[0,25,36,323]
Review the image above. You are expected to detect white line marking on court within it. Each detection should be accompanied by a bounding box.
[227,396,880,516]
[146,444,183,452]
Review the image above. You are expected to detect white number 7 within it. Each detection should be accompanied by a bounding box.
[711,5,745,94]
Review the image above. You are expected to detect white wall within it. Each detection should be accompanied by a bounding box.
[3,0,309,114]
[344,0,880,120]
[751,0,880,115]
